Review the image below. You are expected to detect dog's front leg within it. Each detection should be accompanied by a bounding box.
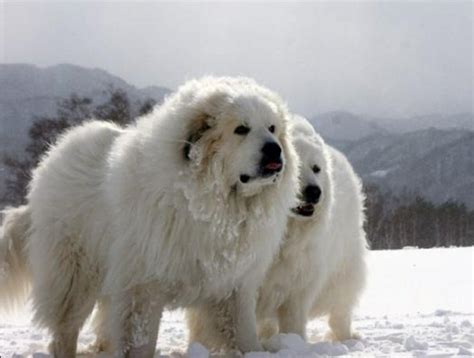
[233,284,263,353]
[111,282,165,358]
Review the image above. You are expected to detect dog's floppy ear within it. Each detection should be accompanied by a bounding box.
[183,113,212,161]
[183,91,232,161]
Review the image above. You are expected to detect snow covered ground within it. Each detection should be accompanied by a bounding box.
[1,247,473,357]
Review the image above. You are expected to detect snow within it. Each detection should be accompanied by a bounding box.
[369,169,391,178]
[1,247,473,357]
[186,343,210,358]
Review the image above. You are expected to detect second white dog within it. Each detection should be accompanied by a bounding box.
[257,116,368,342]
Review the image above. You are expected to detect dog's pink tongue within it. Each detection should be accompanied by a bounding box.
[265,162,282,170]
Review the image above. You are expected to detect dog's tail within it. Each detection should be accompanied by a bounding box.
[0,205,31,311]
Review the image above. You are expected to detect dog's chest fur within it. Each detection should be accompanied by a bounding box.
[143,196,276,306]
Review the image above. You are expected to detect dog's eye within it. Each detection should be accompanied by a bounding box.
[268,125,276,133]
[312,165,321,174]
[234,125,250,135]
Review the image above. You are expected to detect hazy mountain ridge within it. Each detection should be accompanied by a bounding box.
[310,111,473,141]
[379,112,474,133]
[310,111,473,208]
[328,129,474,209]
[309,111,387,141]
[0,63,171,155]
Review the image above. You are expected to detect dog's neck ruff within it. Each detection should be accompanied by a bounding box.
[174,159,276,243]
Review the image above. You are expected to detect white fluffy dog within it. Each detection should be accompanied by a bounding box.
[0,77,298,356]
[257,116,368,341]
[188,116,368,350]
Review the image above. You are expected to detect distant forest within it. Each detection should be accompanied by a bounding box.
[2,91,473,250]
[365,185,474,249]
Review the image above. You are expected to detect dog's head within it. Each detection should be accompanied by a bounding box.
[290,116,332,221]
[180,77,293,197]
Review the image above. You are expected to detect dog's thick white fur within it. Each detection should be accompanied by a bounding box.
[0,77,298,356]
[187,116,368,350]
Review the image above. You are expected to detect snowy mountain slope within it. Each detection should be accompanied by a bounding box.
[330,128,474,209]
[310,113,474,208]
[1,247,472,357]
[387,133,474,206]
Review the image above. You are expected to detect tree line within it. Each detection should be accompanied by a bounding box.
[2,90,473,250]
[365,184,474,249]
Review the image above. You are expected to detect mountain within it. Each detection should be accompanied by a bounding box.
[310,111,473,142]
[377,113,474,133]
[308,110,474,208]
[0,63,171,156]
[331,128,474,209]
[309,111,387,141]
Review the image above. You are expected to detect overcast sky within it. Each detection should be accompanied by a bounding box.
[1,1,472,118]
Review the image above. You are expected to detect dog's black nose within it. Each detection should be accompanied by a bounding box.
[304,185,321,204]
[261,142,282,161]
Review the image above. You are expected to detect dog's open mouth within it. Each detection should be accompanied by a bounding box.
[240,161,283,184]
[261,161,283,177]
[265,162,282,171]
[292,203,315,217]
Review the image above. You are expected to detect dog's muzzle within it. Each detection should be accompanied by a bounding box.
[259,141,283,177]
[292,185,322,217]
[239,141,283,184]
